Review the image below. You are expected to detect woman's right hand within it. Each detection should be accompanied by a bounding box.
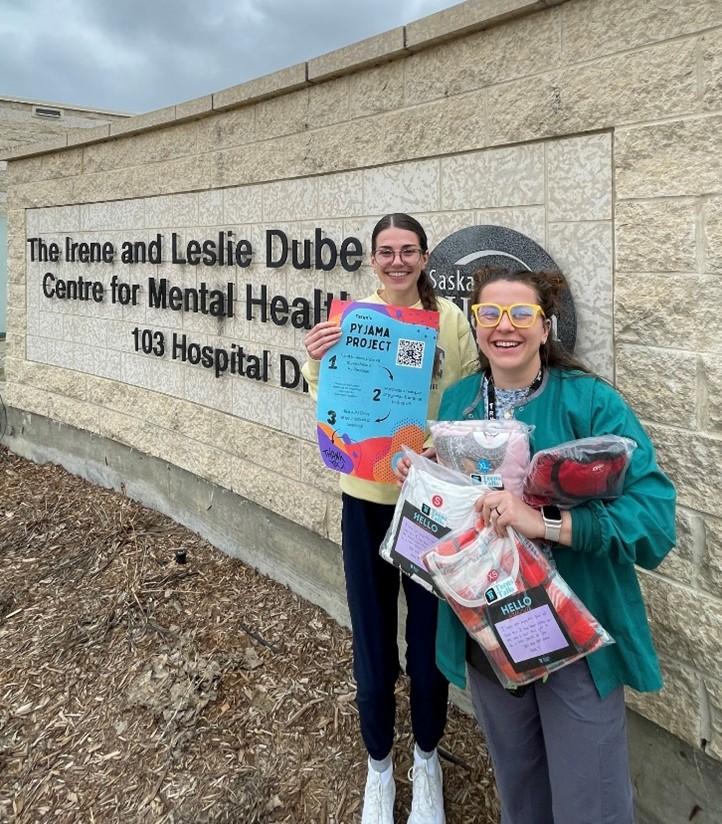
[304,320,342,360]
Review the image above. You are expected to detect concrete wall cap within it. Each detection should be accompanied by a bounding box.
[175,95,214,121]
[109,105,177,137]
[308,27,407,81]
[405,0,559,50]
[2,135,68,160]
[213,63,309,111]
[66,124,112,146]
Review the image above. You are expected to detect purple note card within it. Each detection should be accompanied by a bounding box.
[494,605,569,664]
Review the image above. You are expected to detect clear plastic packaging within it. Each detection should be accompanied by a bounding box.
[379,449,488,594]
[423,524,614,688]
[522,435,637,508]
[429,419,533,496]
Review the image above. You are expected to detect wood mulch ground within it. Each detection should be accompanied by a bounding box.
[0,445,499,823]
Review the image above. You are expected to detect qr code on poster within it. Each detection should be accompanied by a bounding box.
[396,338,425,368]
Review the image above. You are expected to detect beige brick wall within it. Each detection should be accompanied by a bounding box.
[0,98,128,218]
[4,0,722,762]
[13,130,615,543]
[0,98,127,154]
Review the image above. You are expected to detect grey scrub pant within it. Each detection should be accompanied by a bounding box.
[468,659,634,824]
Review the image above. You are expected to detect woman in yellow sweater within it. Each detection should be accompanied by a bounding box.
[302,213,477,824]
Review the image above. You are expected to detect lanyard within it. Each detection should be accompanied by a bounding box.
[485,366,544,420]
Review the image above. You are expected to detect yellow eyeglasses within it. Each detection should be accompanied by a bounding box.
[471,303,545,328]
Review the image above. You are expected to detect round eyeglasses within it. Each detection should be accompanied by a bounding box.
[373,246,424,265]
[471,303,546,328]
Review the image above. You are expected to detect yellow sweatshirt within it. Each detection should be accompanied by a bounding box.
[301,291,479,504]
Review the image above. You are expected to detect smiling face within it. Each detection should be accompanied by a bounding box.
[475,279,549,388]
[371,226,428,307]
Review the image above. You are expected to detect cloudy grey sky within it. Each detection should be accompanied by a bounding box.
[0,0,462,114]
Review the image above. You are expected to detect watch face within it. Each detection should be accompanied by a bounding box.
[543,505,562,522]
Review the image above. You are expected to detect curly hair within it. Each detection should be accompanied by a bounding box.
[470,265,591,374]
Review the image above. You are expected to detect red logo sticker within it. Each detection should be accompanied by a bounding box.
[487,569,499,583]
[431,494,443,508]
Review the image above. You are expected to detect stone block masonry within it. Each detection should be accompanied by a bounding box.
[0,97,129,222]
[11,133,615,540]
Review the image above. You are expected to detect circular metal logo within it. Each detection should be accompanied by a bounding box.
[426,225,577,353]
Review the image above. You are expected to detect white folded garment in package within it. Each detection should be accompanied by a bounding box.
[379,449,488,594]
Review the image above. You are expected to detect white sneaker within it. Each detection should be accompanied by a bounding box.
[407,750,445,824]
[361,760,395,824]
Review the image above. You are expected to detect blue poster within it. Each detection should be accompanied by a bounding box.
[315,300,439,483]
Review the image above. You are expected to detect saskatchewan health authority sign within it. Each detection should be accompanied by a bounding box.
[426,225,577,354]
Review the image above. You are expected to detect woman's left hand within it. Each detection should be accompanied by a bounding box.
[477,491,545,540]
[393,446,437,487]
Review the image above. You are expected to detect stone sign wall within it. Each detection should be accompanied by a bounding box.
[20,134,612,442]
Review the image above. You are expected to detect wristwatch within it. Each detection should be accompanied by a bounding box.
[541,505,563,543]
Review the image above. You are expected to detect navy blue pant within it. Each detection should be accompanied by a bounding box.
[341,493,449,761]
